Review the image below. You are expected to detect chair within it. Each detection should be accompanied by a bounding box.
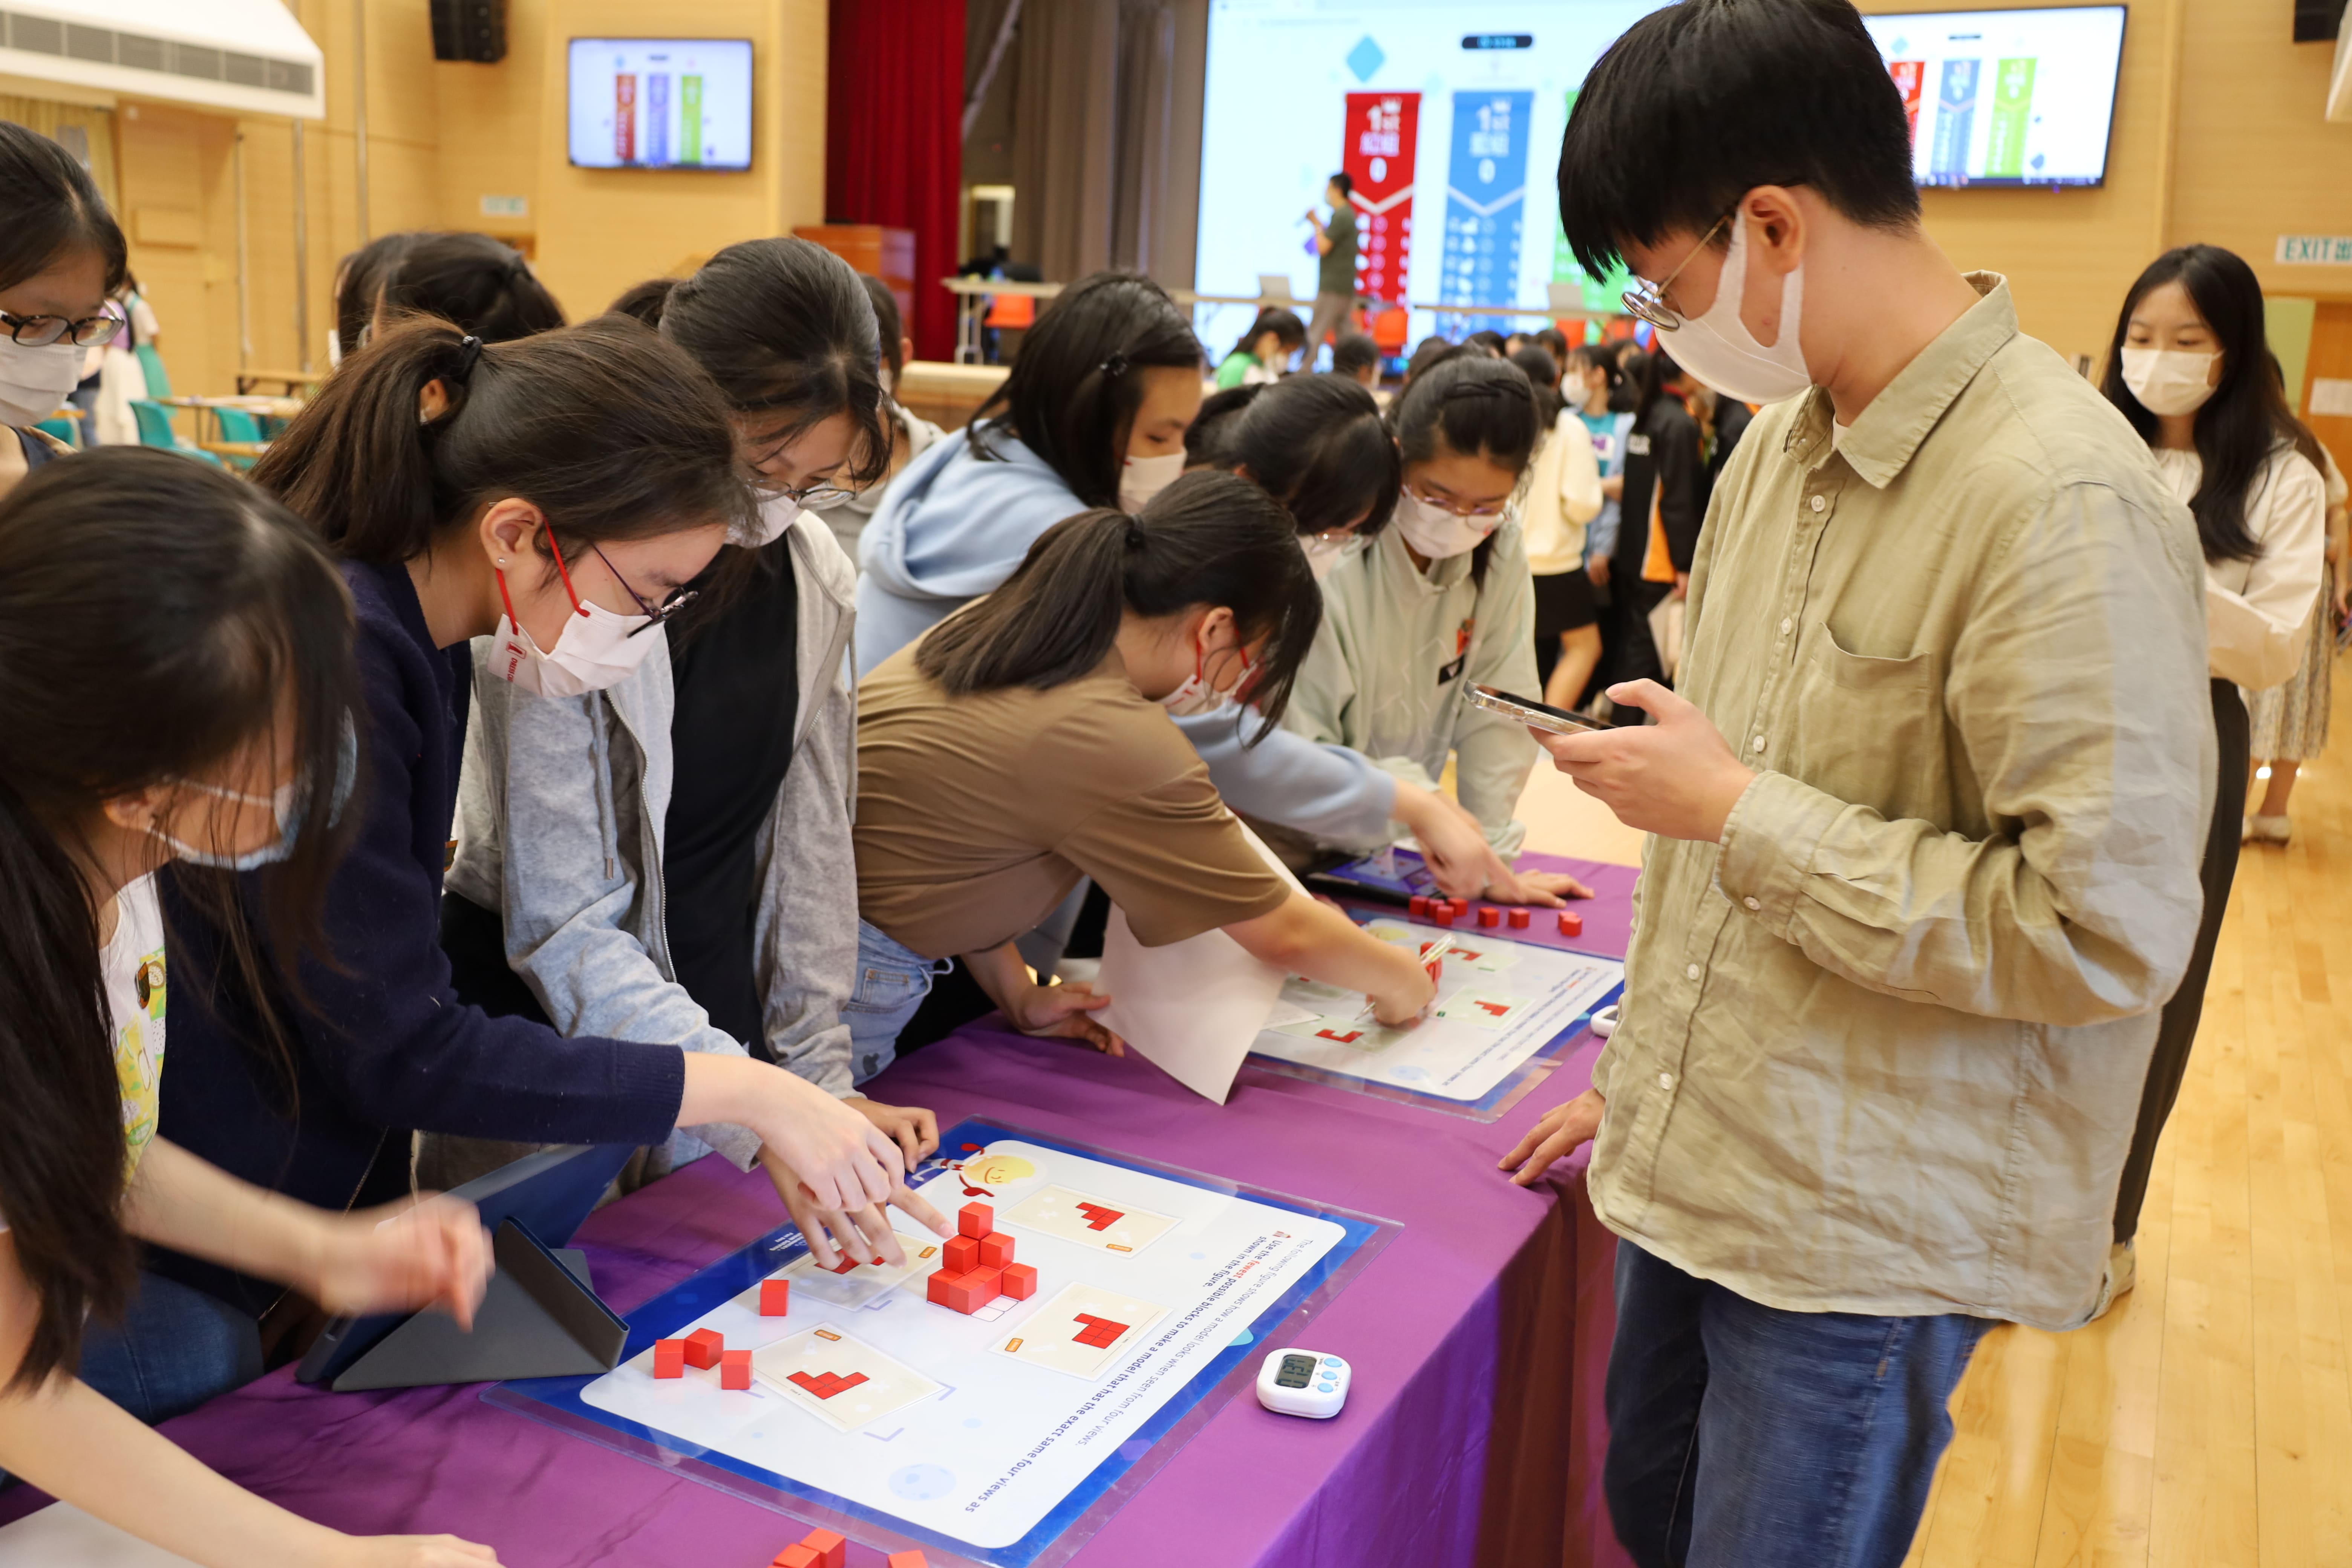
[32,415,80,449]
[134,343,173,401]
[208,406,267,469]
[129,399,223,466]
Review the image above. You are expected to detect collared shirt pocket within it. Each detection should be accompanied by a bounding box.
[1788,626,1948,820]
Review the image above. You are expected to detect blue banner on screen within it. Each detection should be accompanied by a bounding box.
[1195,1,1671,362]
[567,38,753,171]
[1859,7,2125,188]
[1439,90,1533,338]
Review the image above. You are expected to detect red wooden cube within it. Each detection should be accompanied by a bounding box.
[1000,1262,1038,1300]
[1508,907,1530,929]
[943,1234,982,1274]
[941,1271,992,1314]
[963,1266,1003,1304]
[888,1553,931,1568]
[926,1268,961,1307]
[1432,905,1456,927]
[959,1201,994,1239]
[797,1527,847,1568]
[683,1328,724,1369]
[1408,894,1429,916]
[1558,910,1583,937]
[771,1548,819,1568]
[652,1338,685,1379]
[720,1348,752,1391]
[759,1278,792,1317]
[977,1231,1015,1268]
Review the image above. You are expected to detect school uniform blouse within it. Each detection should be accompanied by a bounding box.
[2149,444,2327,690]
[155,559,686,1315]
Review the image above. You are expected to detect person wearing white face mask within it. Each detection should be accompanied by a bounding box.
[1285,354,1590,897]
[1501,6,2210,1560]
[0,124,127,485]
[849,471,1436,1075]
[439,241,942,1266]
[155,317,949,1337]
[2095,243,2326,1313]
[855,271,1205,675]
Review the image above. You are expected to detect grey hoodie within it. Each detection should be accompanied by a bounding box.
[446,513,862,1171]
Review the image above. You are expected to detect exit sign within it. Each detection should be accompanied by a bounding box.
[479,194,529,219]
[2277,234,2352,264]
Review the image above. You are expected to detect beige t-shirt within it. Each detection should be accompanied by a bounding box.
[855,643,1292,959]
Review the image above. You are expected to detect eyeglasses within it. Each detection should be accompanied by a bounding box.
[762,476,854,510]
[1403,483,1509,520]
[0,307,122,347]
[1620,213,1732,332]
[588,543,701,638]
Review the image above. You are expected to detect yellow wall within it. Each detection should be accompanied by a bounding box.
[1862,0,2352,364]
[64,0,828,406]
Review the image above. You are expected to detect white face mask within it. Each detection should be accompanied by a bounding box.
[1302,531,1360,582]
[156,713,358,871]
[740,488,801,548]
[1655,216,1811,407]
[2121,348,2219,418]
[490,547,662,698]
[1392,490,1497,560]
[1160,643,1259,718]
[0,336,85,426]
[1119,450,1186,513]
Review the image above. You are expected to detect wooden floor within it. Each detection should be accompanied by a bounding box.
[1513,664,2352,1568]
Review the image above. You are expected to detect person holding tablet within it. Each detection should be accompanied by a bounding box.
[849,471,1437,1073]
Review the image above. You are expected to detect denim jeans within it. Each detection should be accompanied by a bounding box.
[79,1270,263,1426]
[845,920,953,1085]
[1603,1240,1993,1568]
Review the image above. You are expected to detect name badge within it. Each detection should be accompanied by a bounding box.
[1626,433,1652,455]
[1437,653,1467,685]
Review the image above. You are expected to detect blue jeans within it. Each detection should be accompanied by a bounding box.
[1603,1240,1993,1568]
[79,1271,262,1425]
[845,920,952,1085]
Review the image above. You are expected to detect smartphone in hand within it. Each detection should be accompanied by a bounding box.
[1463,685,1612,737]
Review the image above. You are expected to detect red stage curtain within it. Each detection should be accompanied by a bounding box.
[827,0,966,364]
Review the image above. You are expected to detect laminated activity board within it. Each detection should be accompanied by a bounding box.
[488,1121,1392,1568]
[1246,914,1624,1120]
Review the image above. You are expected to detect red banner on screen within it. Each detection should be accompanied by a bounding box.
[1888,60,1924,144]
[1343,91,1420,305]
[615,74,637,163]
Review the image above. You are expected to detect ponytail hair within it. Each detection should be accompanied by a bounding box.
[380,231,566,345]
[966,271,1204,508]
[1228,305,1306,364]
[606,276,677,328]
[916,469,1320,735]
[252,314,749,564]
[332,231,421,361]
[1187,376,1400,539]
[0,447,358,1390]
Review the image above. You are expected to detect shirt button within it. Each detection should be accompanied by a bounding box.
[1684,963,1701,981]
[1657,1072,1675,1090]
[1751,735,1766,752]
[1779,617,1792,636]
[1810,494,1827,514]
[1744,896,1761,911]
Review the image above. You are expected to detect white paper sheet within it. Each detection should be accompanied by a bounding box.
[1094,824,1304,1103]
[0,1504,201,1566]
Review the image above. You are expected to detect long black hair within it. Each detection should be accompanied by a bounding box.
[381,232,565,345]
[2102,244,2319,565]
[1227,306,1306,365]
[1185,375,1400,539]
[965,271,1203,508]
[628,237,892,491]
[0,448,357,1389]
[916,470,1319,736]
[253,315,749,565]
[0,121,127,294]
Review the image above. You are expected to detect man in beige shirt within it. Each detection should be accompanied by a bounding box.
[1502,4,2212,1565]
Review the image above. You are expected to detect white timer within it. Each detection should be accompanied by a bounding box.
[1256,1347,1350,1418]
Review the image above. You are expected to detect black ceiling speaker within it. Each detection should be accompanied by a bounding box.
[2295,0,2347,43]
[430,0,506,63]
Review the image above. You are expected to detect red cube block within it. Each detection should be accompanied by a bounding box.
[1507,908,1530,929]
[1558,910,1583,938]
[1000,1261,1038,1300]
[959,1202,994,1239]
[941,1271,992,1314]
[963,1266,1003,1303]
[888,1553,931,1568]
[759,1279,792,1317]
[652,1338,685,1379]
[1432,904,1456,927]
[1408,893,1429,916]
[798,1527,847,1568]
[683,1328,724,1369]
[977,1231,1015,1268]
[1476,906,1501,928]
[943,1234,982,1274]
[720,1348,752,1390]
[771,1548,820,1568]
[925,1268,960,1306]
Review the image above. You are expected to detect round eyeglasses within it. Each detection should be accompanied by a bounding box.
[0,307,124,348]
[1619,213,1732,333]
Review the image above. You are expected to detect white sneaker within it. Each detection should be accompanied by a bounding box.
[2091,1239,2136,1320]
[2246,814,2292,845]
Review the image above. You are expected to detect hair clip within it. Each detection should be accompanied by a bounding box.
[456,334,484,383]
[1101,351,1131,377]
[1124,514,1147,548]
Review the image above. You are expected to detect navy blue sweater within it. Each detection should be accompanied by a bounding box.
[155,560,686,1314]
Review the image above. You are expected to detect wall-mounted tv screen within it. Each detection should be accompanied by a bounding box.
[1859,6,2126,188]
[567,38,753,170]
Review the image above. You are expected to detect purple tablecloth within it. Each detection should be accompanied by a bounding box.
[6,860,1639,1568]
